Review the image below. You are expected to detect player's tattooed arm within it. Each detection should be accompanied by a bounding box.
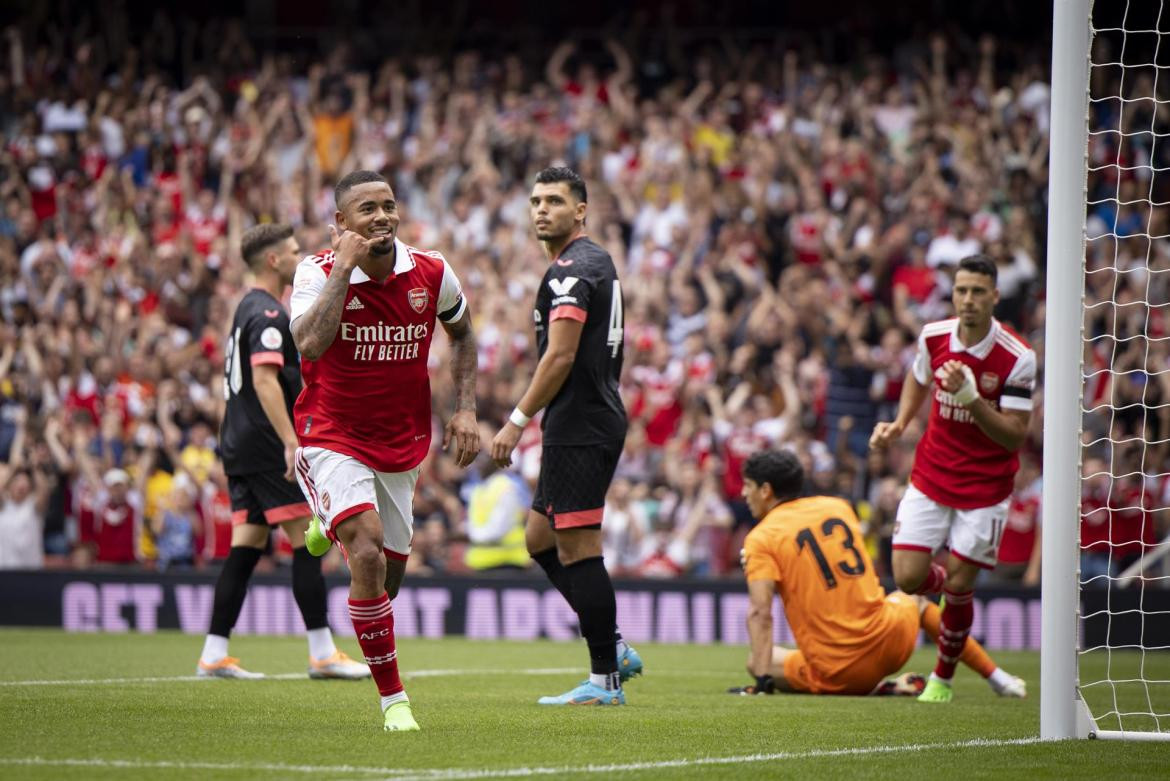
[291,270,351,360]
[442,310,477,413]
[441,310,480,468]
[292,226,371,360]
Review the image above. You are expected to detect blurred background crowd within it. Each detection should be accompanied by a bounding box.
[0,0,1164,585]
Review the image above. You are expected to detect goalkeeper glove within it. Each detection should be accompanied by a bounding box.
[727,675,776,695]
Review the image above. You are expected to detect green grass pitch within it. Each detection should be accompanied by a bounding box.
[0,629,1166,779]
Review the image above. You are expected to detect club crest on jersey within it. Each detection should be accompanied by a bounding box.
[260,327,283,350]
[980,372,999,393]
[408,288,428,314]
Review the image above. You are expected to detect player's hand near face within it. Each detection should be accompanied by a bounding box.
[328,224,381,272]
[490,422,522,468]
[443,410,480,468]
[869,420,905,450]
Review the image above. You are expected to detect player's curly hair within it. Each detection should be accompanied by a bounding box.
[240,223,294,268]
[534,166,587,203]
[742,450,804,503]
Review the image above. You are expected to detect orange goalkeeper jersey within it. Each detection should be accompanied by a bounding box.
[743,495,897,680]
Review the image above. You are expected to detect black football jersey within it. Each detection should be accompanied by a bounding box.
[219,289,302,475]
[533,236,628,445]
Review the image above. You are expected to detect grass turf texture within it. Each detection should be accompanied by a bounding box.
[0,629,1166,779]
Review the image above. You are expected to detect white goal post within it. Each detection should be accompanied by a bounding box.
[1043,0,1170,741]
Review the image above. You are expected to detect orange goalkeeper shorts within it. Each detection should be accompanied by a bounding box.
[782,593,921,695]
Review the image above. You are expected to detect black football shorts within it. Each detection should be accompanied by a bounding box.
[228,470,311,526]
[531,440,623,529]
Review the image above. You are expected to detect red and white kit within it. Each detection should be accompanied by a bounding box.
[893,317,1036,568]
[290,237,466,556]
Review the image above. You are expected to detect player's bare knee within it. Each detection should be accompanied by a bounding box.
[347,542,387,584]
[944,566,978,592]
[525,512,554,555]
[526,529,551,557]
[893,571,924,593]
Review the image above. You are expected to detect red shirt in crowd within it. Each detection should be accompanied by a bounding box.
[998,484,1040,566]
[1081,480,1155,561]
[95,494,140,564]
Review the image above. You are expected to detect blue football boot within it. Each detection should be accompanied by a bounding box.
[537,681,625,706]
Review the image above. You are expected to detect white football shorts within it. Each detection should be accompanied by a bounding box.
[891,483,1009,569]
[294,446,419,560]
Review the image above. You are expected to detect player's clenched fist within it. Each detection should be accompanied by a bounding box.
[935,359,979,406]
[869,420,904,450]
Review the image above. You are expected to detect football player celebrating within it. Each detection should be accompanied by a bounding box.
[870,254,1035,703]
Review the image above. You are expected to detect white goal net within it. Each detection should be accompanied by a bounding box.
[1075,0,1170,740]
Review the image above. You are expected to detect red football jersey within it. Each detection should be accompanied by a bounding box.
[909,318,1036,509]
[290,239,466,473]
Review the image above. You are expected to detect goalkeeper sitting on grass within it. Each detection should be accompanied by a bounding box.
[728,450,1025,698]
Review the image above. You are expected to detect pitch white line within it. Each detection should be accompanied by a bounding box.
[0,757,398,776]
[0,738,1051,779]
[0,673,306,686]
[407,667,579,679]
[388,738,1052,781]
[0,668,580,687]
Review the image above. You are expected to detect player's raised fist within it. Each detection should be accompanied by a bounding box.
[935,360,979,406]
[869,420,904,450]
[935,360,967,393]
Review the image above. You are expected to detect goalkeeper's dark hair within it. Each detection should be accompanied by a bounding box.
[240,223,294,269]
[534,166,587,203]
[335,170,388,208]
[742,450,804,503]
[957,253,997,285]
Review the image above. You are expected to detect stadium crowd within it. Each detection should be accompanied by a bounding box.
[0,10,1163,583]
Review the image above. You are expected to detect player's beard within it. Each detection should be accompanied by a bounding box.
[535,226,567,243]
[369,236,394,255]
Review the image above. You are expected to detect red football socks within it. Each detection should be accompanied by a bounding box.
[934,588,975,680]
[920,599,996,678]
[349,593,403,696]
[914,562,947,595]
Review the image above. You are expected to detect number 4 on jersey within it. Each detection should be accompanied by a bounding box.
[607,280,623,358]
